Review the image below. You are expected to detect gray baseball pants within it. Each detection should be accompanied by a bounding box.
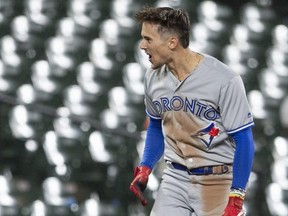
[150,164,233,216]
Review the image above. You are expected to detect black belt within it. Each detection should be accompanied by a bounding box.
[168,161,231,175]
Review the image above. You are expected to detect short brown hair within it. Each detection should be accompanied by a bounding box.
[135,7,191,48]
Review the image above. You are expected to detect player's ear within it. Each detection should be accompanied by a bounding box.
[168,37,178,49]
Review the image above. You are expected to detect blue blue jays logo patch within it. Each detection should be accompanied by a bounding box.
[191,122,220,148]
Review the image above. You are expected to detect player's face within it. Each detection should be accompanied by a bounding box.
[139,22,172,69]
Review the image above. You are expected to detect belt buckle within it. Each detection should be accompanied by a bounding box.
[213,165,229,174]
[221,165,229,174]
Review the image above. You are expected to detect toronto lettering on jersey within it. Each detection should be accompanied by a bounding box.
[153,96,220,121]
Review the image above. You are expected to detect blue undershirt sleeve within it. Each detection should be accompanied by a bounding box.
[230,126,255,190]
[140,117,165,170]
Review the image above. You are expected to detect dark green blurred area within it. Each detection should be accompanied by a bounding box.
[0,0,287,215]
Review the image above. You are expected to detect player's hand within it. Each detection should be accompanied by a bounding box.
[222,196,245,216]
[130,165,152,206]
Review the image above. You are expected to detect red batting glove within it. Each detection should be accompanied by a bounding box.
[130,165,152,206]
[222,196,245,216]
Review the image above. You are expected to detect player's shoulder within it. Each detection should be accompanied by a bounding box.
[201,53,238,80]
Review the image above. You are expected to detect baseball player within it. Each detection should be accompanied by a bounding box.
[130,7,255,216]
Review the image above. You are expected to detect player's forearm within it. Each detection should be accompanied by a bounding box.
[140,117,165,169]
[222,127,254,215]
[230,126,255,191]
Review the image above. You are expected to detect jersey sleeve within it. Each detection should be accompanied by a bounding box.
[144,95,161,119]
[219,75,254,134]
[144,70,162,119]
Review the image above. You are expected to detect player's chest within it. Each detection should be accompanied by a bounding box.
[150,89,220,123]
[150,74,220,110]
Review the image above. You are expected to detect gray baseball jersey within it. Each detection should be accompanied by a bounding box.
[144,53,254,169]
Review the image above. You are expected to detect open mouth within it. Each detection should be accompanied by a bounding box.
[147,53,152,61]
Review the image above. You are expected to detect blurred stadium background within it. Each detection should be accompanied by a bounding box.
[0,0,287,215]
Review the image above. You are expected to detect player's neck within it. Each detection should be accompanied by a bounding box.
[167,50,202,81]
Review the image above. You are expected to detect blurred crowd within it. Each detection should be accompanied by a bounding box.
[0,0,287,215]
